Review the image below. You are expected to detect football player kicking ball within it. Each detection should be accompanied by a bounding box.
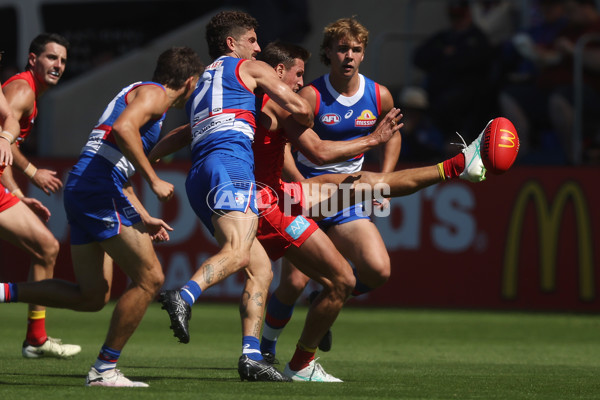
[150,40,498,382]
[252,42,489,382]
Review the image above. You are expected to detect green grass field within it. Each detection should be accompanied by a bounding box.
[2,301,600,399]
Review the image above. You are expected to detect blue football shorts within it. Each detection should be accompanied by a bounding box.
[317,203,371,231]
[185,152,258,235]
[64,175,141,245]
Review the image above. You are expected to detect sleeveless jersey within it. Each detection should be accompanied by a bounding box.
[2,70,39,141]
[68,82,166,186]
[253,94,287,188]
[296,73,381,177]
[187,56,256,167]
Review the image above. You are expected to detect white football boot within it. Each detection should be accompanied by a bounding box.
[456,121,489,182]
[85,366,149,387]
[283,359,343,382]
[22,337,82,359]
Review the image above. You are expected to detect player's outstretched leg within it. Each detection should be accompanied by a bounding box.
[159,290,192,344]
[22,336,82,359]
[458,123,488,182]
[283,359,343,382]
[1,283,82,359]
[438,129,487,183]
[237,355,292,382]
[86,366,149,387]
[308,290,332,352]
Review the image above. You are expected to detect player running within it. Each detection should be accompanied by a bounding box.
[1,47,204,386]
[0,33,80,359]
[155,10,312,382]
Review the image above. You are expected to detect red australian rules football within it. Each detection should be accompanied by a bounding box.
[481,117,519,174]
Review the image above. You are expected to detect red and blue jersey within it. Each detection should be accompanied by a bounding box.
[296,73,381,176]
[68,81,166,186]
[64,81,166,244]
[187,56,257,168]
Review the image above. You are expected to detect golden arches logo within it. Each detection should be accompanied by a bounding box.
[502,181,594,301]
[499,128,517,148]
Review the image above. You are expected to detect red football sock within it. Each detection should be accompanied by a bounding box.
[288,342,317,371]
[440,153,465,180]
[26,310,48,346]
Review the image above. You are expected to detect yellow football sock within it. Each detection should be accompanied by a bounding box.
[28,310,46,319]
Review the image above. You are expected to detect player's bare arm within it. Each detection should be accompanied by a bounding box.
[281,103,403,166]
[282,143,305,182]
[147,124,192,163]
[10,143,63,195]
[1,166,52,222]
[3,79,62,194]
[122,182,172,242]
[263,91,402,166]
[0,133,10,166]
[3,79,35,123]
[112,85,174,202]
[377,85,402,173]
[0,91,19,166]
[3,81,34,176]
[2,81,32,177]
[17,195,52,223]
[242,60,313,128]
[0,165,21,195]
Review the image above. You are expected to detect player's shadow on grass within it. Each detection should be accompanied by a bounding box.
[1,372,239,386]
[125,364,241,382]
[127,364,236,371]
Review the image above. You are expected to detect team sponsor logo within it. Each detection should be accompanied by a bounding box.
[502,181,594,301]
[345,110,354,119]
[285,216,310,240]
[483,125,519,155]
[498,127,518,148]
[192,113,235,141]
[354,109,377,127]
[85,130,107,148]
[123,206,139,220]
[320,113,341,125]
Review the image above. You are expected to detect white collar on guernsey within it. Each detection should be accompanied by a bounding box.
[323,73,365,107]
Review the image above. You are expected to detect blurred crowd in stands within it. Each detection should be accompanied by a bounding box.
[398,0,600,166]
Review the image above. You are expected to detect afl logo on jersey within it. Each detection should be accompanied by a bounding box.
[355,109,377,127]
[320,113,341,125]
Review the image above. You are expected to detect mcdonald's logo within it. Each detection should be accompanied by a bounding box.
[499,128,518,149]
[502,181,594,301]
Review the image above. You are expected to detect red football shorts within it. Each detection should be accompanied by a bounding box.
[0,184,20,213]
[256,181,319,261]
